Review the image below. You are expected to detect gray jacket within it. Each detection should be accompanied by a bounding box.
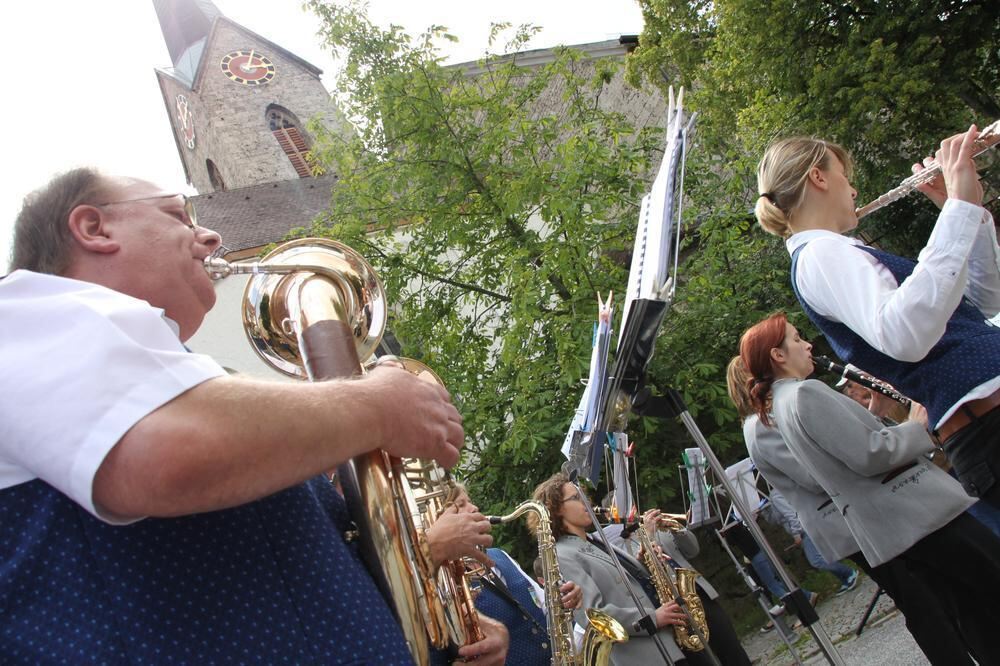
[556,534,683,665]
[771,378,974,566]
[605,523,719,600]
[744,414,860,562]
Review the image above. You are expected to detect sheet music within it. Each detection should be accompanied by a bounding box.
[561,295,613,471]
[683,447,713,527]
[617,88,689,348]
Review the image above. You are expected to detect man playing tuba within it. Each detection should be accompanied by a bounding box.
[0,168,508,664]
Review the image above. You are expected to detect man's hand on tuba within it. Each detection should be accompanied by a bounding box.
[362,365,465,468]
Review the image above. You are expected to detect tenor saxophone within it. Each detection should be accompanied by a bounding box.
[636,524,710,652]
[489,501,628,666]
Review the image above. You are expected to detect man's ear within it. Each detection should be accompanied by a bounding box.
[67,204,120,255]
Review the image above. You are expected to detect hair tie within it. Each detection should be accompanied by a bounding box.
[759,192,777,205]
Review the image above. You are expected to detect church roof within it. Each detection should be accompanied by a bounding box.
[194,175,338,257]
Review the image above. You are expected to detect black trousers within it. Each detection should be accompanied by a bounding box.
[943,405,1000,509]
[860,511,1000,666]
[850,553,973,666]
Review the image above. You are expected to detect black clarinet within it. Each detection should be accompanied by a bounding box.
[812,355,911,407]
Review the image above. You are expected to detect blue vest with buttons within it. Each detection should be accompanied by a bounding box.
[474,548,551,666]
[791,243,1000,427]
[0,476,413,665]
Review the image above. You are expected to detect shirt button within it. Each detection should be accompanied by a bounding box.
[542,642,549,649]
[531,627,539,634]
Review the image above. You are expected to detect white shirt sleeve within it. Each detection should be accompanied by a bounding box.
[0,272,226,524]
[963,208,1000,317]
[792,200,995,361]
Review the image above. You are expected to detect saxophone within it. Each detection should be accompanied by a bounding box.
[488,501,628,666]
[635,524,709,652]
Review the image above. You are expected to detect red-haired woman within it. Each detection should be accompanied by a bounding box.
[739,312,1000,663]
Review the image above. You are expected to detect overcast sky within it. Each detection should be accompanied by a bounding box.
[1,1,644,272]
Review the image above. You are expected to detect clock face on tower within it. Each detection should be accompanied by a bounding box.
[221,49,276,85]
[175,94,196,149]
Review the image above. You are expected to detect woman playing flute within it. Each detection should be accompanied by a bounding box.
[755,126,1000,509]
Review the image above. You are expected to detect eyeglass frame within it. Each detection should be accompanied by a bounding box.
[94,193,198,230]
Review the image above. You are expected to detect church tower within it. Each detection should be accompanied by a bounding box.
[153,0,346,193]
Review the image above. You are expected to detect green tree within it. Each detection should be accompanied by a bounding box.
[613,0,1000,476]
[629,0,1000,253]
[303,1,715,558]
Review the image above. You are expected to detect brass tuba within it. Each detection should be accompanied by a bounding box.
[206,239,478,664]
[488,501,628,665]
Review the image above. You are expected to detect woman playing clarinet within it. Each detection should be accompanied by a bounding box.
[739,312,1000,664]
[754,126,1000,509]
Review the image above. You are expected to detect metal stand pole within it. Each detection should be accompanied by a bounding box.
[855,588,885,637]
[715,528,805,666]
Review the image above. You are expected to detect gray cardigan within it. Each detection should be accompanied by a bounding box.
[771,378,974,566]
[744,413,860,562]
[556,534,683,665]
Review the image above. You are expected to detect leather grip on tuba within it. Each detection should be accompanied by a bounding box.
[300,319,363,380]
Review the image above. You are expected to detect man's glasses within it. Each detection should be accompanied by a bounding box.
[95,194,198,230]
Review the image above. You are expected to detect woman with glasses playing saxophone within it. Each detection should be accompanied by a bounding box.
[607,509,751,666]
[532,473,705,666]
[425,483,585,665]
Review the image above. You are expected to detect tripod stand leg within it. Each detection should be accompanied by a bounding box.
[855,588,884,637]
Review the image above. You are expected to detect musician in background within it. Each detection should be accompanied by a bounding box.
[425,484,583,666]
[740,311,1000,664]
[755,125,1000,510]
[607,509,751,666]
[0,168,508,664]
[533,472,703,666]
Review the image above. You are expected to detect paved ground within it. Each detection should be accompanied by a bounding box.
[740,573,929,665]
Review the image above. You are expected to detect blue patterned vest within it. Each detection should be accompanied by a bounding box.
[0,477,413,665]
[474,548,551,666]
[791,243,1000,426]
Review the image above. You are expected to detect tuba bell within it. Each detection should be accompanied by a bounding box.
[206,239,478,664]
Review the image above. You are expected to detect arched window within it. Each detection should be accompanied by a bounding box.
[266,105,312,178]
[206,159,227,191]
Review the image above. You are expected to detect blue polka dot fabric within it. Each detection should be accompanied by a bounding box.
[0,477,414,664]
[474,549,551,666]
[791,244,1000,427]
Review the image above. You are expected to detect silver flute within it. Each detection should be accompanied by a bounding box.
[855,118,1000,220]
[812,355,911,407]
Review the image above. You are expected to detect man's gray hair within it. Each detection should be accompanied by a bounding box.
[11,167,111,274]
